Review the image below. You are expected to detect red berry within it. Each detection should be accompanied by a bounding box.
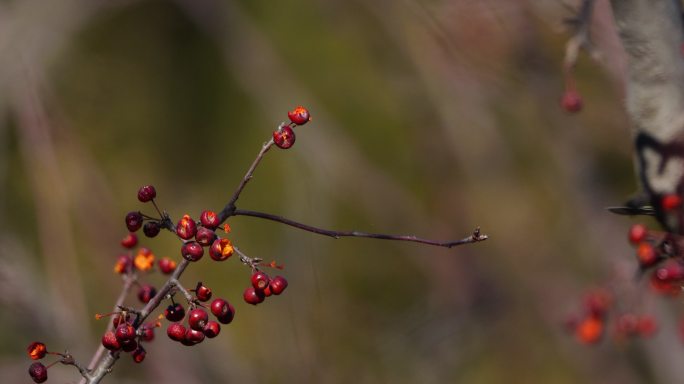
[195,227,217,246]
[662,194,682,211]
[188,308,209,331]
[158,257,177,274]
[102,331,121,351]
[132,345,146,363]
[113,254,132,274]
[140,323,155,342]
[176,214,197,240]
[269,276,288,295]
[115,323,136,342]
[263,285,273,297]
[137,284,157,304]
[655,260,684,281]
[125,211,143,232]
[650,271,681,296]
[167,323,187,342]
[209,238,234,261]
[121,233,138,248]
[636,242,658,267]
[121,339,138,352]
[575,315,603,344]
[195,282,212,302]
[181,241,204,262]
[287,106,311,125]
[143,221,161,238]
[27,342,47,360]
[273,125,296,149]
[28,362,48,383]
[203,321,221,338]
[628,224,647,245]
[184,328,205,345]
[251,271,270,290]
[137,185,157,202]
[165,303,186,322]
[210,298,235,322]
[243,286,265,305]
[560,89,582,113]
[200,210,220,229]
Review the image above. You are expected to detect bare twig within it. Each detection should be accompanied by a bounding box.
[233,209,488,248]
[564,0,599,70]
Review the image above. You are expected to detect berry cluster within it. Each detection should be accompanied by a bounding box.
[24,105,485,383]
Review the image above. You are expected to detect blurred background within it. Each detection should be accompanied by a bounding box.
[2,0,680,383]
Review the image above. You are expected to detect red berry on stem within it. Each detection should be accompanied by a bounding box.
[140,323,155,342]
[243,286,265,305]
[184,328,205,345]
[288,106,311,125]
[115,324,136,342]
[270,276,288,295]
[181,241,204,262]
[636,242,658,267]
[273,125,296,149]
[132,345,146,363]
[195,282,212,302]
[102,331,121,351]
[167,323,187,342]
[203,321,221,338]
[188,308,209,331]
[575,316,603,344]
[195,227,217,246]
[628,224,647,245]
[137,284,157,304]
[125,211,143,232]
[209,238,234,261]
[112,313,131,327]
[27,342,47,360]
[121,233,138,248]
[143,221,161,238]
[165,303,186,322]
[251,271,270,290]
[662,193,682,211]
[560,89,582,113]
[28,362,48,383]
[200,210,220,229]
[158,257,177,274]
[113,254,132,274]
[176,214,197,240]
[137,185,157,202]
[121,339,138,352]
[210,298,235,321]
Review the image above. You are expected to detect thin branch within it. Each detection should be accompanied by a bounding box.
[233,209,488,248]
[218,138,274,223]
[564,0,599,70]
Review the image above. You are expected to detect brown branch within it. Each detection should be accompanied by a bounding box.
[233,209,488,248]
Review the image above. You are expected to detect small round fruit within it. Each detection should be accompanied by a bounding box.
[140,323,155,342]
[165,303,186,322]
[27,342,47,360]
[184,328,205,345]
[203,321,221,338]
[195,227,217,246]
[112,312,131,327]
[121,233,138,248]
[176,214,198,240]
[102,331,121,351]
[200,210,220,229]
[210,298,234,319]
[121,339,138,352]
[167,323,187,342]
[125,211,143,232]
[662,194,682,211]
[628,224,647,245]
[273,125,296,149]
[560,90,582,113]
[132,345,146,363]
[137,284,157,304]
[188,308,209,331]
[209,238,234,261]
[28,362,48,383]
[243,286,265,305]
[288,106,311,125]
[181,241,204,262]
[137,185,157,202]
[251,271,270,290]
[143,221,161,238]
[115,324,136,342]
[269,276,289,295]
[158,257,177,274]
[195,282,212,302]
